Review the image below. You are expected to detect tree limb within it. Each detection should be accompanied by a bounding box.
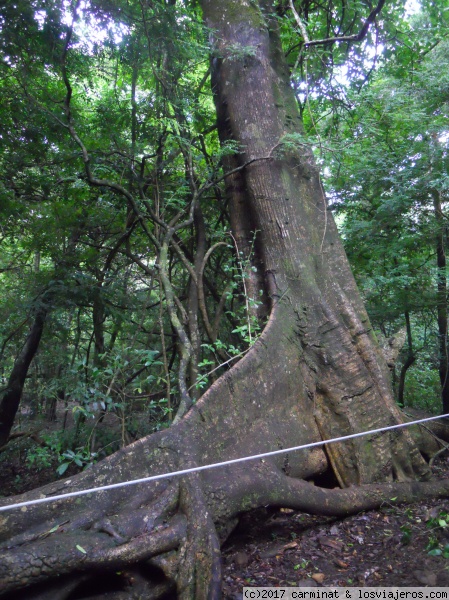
[290,0,386,48]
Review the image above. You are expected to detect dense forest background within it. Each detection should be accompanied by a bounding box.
[1,0,448,477]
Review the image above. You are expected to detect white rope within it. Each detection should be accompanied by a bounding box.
[1,412,448,513]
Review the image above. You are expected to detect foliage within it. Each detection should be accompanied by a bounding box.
[403,360,442,412]
[1,0,449,473]
[57,448,98,476]
[426,511,449,557]
[306,14,449,410]
[0,0,270,461]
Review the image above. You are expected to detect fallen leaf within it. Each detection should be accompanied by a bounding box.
[283,541,298,550]
[320,537,344,551]
[364,567,379,580]
[330,525,340,535]
[259,544,285,559]
[334,559,349,568]
[425,507,441,521]
[312,573,325,584]
[234,552,249,568]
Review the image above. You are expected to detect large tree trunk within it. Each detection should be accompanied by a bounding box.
[1,2,449,598]
[204,0,429,486]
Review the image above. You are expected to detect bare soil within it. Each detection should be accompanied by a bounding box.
[222,458,449,598]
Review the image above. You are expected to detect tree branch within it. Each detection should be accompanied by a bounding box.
[290,0,386,48]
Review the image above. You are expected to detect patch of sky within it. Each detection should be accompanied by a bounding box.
[34,0,130,53]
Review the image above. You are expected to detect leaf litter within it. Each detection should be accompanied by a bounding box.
[222,457,449,599]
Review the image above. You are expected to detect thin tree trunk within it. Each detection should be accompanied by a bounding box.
[0,308,47,446]
[92,291,105,368]
[432,188,449,413]
[187,205,206,398]
[398,311,415,406]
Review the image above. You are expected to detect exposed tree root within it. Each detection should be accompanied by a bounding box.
[0,515,185,594]
[15,574,91,600]
[1,305,449,599]
[402,409,449,461]
[0,430,46,454]
[258,465,449,517]
[177,474,222,599]
[2,451,449,599]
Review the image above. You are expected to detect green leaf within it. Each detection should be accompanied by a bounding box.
[76,545,87,554]
[56,463,70,476]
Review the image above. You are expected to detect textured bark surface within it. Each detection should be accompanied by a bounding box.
[203,0,428,486]
[1,2,449,598]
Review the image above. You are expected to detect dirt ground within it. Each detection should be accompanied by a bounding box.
[221,457,449,598]
[2,431,449,598]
